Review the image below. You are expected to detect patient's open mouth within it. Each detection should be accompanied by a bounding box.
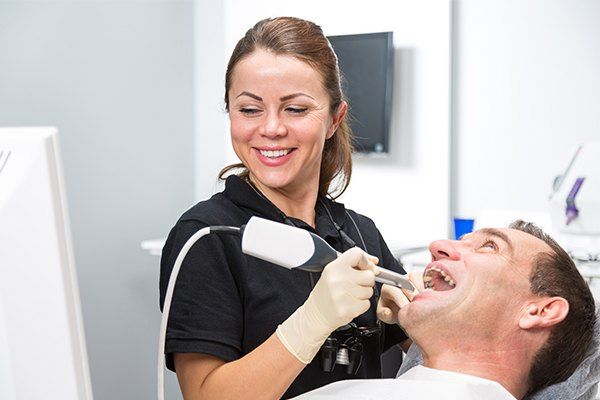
[423,265,456,291]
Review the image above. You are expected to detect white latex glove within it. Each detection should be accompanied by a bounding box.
[376,271,422,325]
[276,247,378,364]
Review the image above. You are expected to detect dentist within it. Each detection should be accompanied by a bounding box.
[159,17,408,399]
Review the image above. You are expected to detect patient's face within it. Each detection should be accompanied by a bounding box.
[398,228,553,344]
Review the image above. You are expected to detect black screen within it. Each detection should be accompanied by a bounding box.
[328,32,394,153]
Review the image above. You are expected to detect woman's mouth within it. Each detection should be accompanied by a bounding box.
[258,148,293,158]
[253,147,297,167]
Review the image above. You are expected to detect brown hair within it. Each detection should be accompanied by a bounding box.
[509,220,596,394]
[219,17,354,199]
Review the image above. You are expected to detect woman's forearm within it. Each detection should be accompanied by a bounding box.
[177,333,305,400]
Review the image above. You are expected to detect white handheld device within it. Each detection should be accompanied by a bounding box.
[241,217,415,292]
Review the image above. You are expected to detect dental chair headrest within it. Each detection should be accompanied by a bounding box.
[528,302,600,400]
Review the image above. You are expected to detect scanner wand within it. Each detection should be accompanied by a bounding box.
[240,216,416,293]
[373,269,416,292]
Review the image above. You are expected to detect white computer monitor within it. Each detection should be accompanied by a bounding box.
[0,127,93,399]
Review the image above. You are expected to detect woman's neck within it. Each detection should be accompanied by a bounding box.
[249,174,320,228]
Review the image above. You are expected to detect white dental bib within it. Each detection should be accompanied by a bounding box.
[293,365,516,400]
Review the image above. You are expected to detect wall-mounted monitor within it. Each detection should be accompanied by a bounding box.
[328,32,394,154]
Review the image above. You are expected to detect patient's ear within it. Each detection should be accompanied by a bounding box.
[519,297,569,330]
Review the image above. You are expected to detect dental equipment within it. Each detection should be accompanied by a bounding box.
[241,216,416,291]
[158,216,414,400]
[550,142,600,236]
[550,142,600,300]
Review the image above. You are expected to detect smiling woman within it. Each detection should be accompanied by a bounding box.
[226,48,347,213]
[159,17,408,400]
[220,17,353,203]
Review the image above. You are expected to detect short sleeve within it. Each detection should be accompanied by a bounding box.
[159,220,244,371]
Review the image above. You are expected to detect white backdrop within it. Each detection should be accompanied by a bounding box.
[196,0,452,250]
[453,0,600,219]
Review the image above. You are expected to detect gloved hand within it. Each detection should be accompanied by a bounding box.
[377,271,421,325]
[276,247,378,364]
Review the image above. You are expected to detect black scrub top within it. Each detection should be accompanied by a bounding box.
[159,175,408,399]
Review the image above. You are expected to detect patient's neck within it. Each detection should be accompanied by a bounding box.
[421,343,532,400]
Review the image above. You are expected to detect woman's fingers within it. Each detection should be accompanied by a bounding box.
[346,284,374,300]
[367,254,379,265]
[377,284,411,325]
[383,284,410,308]
[339,247,379,274]
[408,270,424,294]
[377,306,396,324]
[352,268,376,287]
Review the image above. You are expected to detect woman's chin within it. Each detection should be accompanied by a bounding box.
[252,172,296,191]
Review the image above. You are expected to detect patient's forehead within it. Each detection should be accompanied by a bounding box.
[472,227,553,259]
[506,227,551,249]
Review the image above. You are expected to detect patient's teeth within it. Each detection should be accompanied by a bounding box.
[423,275,432,282]
[449,280,455,286]
[444,275,452,282]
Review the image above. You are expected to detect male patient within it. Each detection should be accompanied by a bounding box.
[296,221,596,400]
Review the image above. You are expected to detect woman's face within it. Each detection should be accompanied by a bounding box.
[228,49,346,195]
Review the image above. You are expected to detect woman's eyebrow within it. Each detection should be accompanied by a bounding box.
[236,91,262,101]
[280,93,315,101]
[235,92,316,102]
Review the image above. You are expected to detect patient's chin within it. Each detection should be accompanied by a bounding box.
[399,294,453,329]
[398,301,431,327]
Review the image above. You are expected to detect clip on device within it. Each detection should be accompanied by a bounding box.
[158,216,414,400]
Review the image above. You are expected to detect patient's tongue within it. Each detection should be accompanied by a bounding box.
[434,275,454,291]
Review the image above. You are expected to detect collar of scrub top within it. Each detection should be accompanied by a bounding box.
[223,175,349,246]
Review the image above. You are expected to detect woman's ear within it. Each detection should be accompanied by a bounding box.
[519,297,569,330]
[327,101,348,139]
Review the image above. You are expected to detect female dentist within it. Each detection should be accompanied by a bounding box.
[159,16,408,400]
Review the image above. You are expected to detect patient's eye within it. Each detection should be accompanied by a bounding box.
[479,240,498,252]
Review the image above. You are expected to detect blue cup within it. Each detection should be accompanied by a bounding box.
[453,218,475,240]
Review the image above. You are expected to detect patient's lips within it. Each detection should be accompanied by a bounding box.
[423,265,456,291]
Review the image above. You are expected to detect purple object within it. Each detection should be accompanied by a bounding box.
[566,177,585,225]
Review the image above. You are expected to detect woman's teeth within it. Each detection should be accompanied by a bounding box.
[259,149,291,158]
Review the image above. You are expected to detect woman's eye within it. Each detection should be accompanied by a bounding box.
[480,240,498,251]
[286,106,308,114]
[239,107,261,115]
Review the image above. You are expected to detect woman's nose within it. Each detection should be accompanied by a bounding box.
[429,239,461,261]
[261,112,287,138]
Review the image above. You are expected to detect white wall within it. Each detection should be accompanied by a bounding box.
[453,0,600,220]
[0,2,194,399]
[194,1,229,200]
[196,0,452,249]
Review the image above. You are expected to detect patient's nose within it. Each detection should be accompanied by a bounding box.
[429,240,461,261]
